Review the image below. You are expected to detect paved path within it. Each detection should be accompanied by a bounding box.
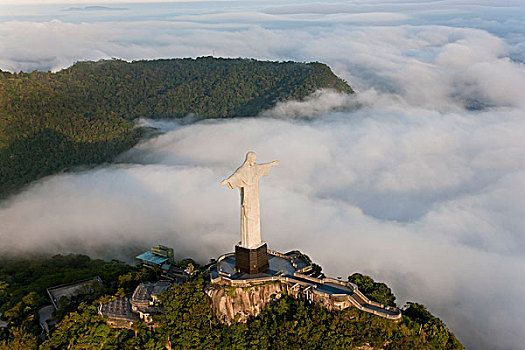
[290,276,399,316]
[38,305,55,326]
[0,313,7,328]
[350,292,400,316]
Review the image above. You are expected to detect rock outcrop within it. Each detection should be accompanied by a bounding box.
[206,282,283,324]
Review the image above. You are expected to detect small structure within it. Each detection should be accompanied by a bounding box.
[136,245,193,282]
[131,281,171,324]
[136,245,175,268]
[99,281,171,329]
[47,277,103,310]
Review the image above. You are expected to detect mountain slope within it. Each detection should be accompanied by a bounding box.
[0,57,353,198]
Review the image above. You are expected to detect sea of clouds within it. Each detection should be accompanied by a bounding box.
[1,1,525,349]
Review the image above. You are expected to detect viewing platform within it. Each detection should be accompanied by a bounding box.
[210,250,401,321]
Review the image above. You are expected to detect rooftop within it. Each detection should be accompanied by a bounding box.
[47,277,102,309]
[131,281,172,304]
[136,250,169,266]
[99,297,138,321]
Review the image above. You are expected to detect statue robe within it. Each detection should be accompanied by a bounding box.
[223,162,274,249]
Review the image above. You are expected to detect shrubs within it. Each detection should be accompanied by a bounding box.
[348,273,397,307]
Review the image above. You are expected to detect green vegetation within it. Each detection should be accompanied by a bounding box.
[403,302,463,349]
[349,272,397,307]
[39,303,152,350]
[0,254,463,349]
[0,57,353,198]
[0,254,155,346]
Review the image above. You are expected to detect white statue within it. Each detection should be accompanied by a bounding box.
[221,152,279,249]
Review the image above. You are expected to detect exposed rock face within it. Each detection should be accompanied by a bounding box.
[206,282,283,324]
[354,345,376,350]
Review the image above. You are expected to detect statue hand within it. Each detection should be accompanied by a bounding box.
[272,161,280,166]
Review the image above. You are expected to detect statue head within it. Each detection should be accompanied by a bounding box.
[245,152,256,166]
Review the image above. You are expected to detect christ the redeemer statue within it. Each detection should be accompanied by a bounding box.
[221,152,279,250]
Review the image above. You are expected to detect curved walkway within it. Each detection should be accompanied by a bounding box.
[291,274,400,319]
[211,251,402,321]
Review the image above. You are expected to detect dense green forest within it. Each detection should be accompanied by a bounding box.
[0,57,353,198]
[348,273,397,307]
[0,254,463,349]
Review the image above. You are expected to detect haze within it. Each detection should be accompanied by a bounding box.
[1,1,525,349]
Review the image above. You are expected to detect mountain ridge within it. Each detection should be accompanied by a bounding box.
[0,57,353,198]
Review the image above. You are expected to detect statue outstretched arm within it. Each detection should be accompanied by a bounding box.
[220,177,234,189]
[220,170,243,189]
[257,160,280,178]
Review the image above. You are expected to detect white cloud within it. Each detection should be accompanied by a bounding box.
[3,97,525,349]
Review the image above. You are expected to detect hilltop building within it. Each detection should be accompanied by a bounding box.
[130,281,171,324]
[136,245,175,268]
[38,277,102,337]
[98,297,138,329]
[136,245,194,282]
[47,276,103,310]
[211,152,402,322]
[98,281,171,329]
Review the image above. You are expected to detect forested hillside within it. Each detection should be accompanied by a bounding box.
[0,254,463,350]
[0,57,353,198]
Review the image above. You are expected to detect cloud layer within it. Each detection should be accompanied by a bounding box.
[1,1,525,349]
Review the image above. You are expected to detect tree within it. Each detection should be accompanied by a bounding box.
[0,327,38,350]
[403,302,464,350]
[157,275,218,348]
[349,273,396,307]
[0,281,8,304]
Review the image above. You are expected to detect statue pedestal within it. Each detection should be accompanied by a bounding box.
[235,242,269,274]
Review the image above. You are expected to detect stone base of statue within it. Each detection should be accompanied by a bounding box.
[235,242,269,274]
